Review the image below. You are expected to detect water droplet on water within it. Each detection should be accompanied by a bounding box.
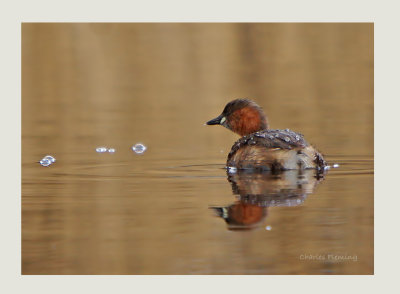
[39,155,56,167]
[43,155,56,163]
[324,166,331,170]
[39,158,52,167]
[265,226,272,231]
[333,163,340,168]
[227,166,237,174]
[96,147,108,153]
[132,143,147,154]
[108,148,116,153]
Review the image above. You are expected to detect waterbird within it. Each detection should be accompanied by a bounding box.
[206,98,326,172]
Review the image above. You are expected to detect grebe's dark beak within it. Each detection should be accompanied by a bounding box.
[206,115,224,125]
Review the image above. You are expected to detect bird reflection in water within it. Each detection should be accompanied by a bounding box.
[210,170,325,231]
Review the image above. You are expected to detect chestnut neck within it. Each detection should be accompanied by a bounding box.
[228,105,268,136]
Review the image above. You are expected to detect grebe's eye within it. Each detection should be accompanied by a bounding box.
[220,116,226,124]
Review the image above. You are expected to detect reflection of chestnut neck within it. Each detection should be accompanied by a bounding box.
[212,202,267,230]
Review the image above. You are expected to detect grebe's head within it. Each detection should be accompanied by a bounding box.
[206,99,268,136]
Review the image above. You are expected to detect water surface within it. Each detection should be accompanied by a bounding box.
[22,23,373,274]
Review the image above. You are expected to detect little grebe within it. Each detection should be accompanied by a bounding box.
[206,99,326,171]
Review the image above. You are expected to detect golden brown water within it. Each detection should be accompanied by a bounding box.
[22,23,373,274]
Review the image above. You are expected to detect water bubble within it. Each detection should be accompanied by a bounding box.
[333,163,340,168]
[39,155,56,167]
[132,143,147,154]
[43,155,56,163]
[108,148,116,153]
[39,158,52,167]
[96,147,108,153]
[265,225,272,231]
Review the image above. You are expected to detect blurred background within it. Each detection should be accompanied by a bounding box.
[22,23,373,274]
